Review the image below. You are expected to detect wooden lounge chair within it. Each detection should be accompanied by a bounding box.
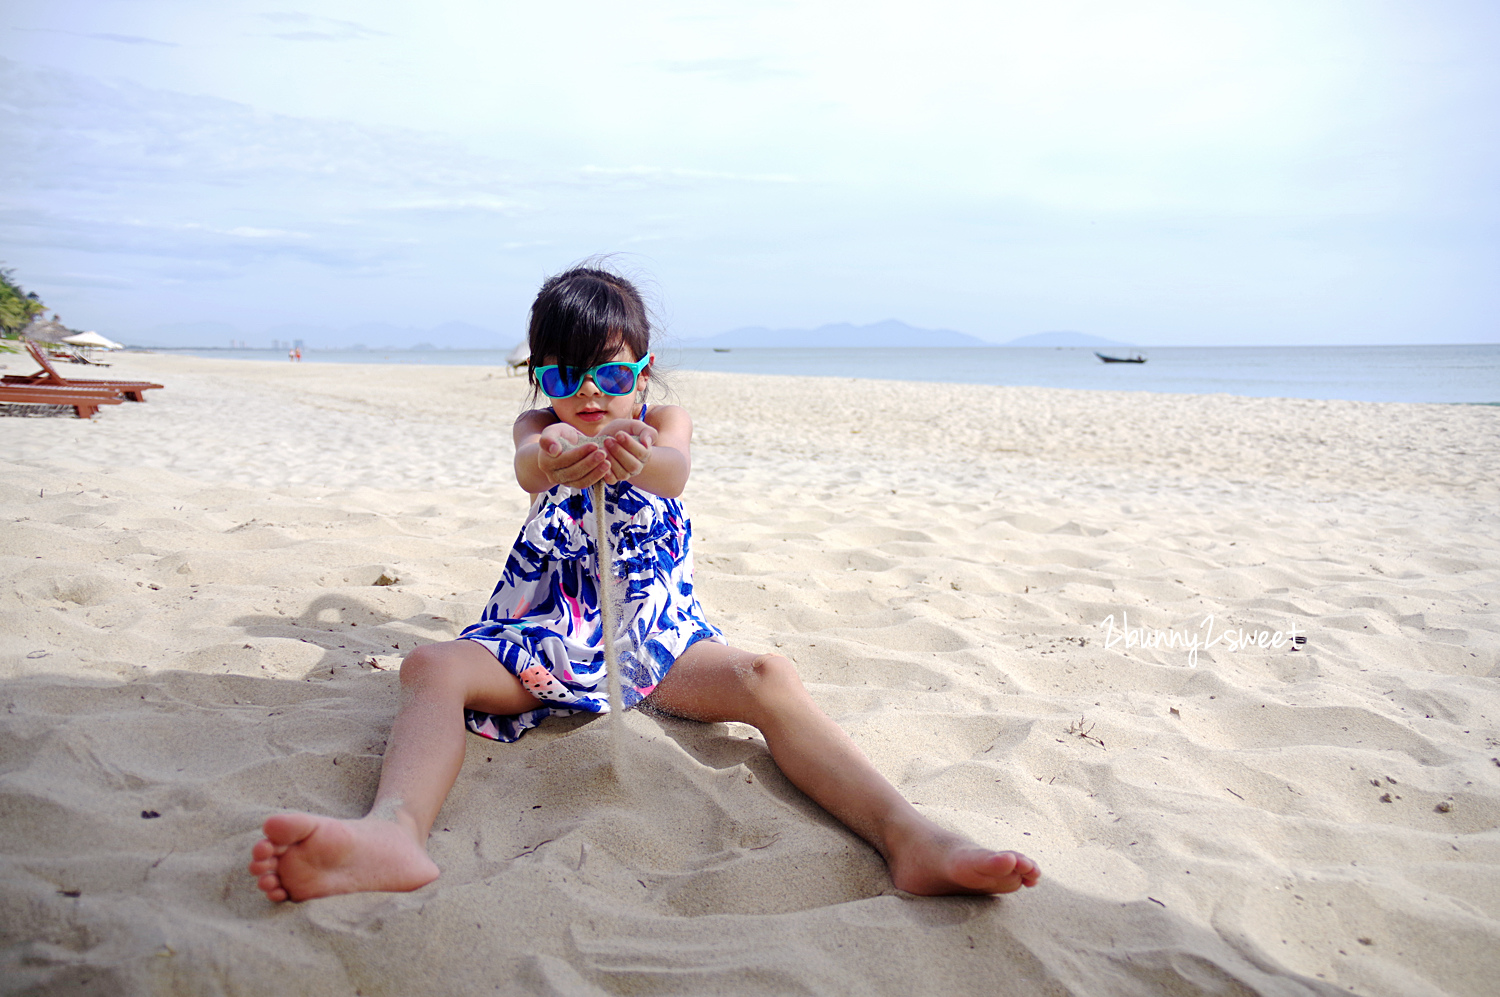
[3,340,163,402]
[0,382,126,419]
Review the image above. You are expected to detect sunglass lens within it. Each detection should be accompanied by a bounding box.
[540,367,582,398]
[593,363,637,395]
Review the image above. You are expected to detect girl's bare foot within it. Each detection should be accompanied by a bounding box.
[248,813,440,902]
[886,824,1041,896]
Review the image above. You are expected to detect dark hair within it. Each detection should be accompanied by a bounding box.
[527,267,652,387]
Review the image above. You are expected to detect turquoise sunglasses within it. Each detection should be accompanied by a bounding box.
[533,354,652,400]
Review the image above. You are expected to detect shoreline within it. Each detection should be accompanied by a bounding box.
[92,344,1500,406]
[2,351,1497,995]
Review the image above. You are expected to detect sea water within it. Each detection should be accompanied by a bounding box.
[659,345,1500,404]
[147,343,1500,404]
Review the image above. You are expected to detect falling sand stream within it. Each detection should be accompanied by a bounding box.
[591,480,626,773]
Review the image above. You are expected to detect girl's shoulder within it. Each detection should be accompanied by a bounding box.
[642,403,690,432]
[514,406,558,436]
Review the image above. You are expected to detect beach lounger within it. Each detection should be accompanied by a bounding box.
[2,340,163,402]
[0,382,127,419]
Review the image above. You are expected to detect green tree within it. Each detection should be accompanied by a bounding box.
[1,265,46,338]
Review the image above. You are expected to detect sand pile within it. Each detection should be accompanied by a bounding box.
[1,352,1497,996]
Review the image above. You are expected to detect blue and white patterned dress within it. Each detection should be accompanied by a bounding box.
[459,478,723,742]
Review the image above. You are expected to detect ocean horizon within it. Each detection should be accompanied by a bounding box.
[135,343,1500,405]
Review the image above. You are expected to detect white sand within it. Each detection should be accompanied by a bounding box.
[1,352,1497,996]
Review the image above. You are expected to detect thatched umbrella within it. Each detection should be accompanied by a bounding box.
[20,316,74,344]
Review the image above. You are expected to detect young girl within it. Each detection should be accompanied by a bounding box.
[249,267,1040,900]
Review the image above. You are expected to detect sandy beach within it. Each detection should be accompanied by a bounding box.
[2,351,1498,996]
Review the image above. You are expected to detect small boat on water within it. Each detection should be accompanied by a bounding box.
[1095,351,1146,364]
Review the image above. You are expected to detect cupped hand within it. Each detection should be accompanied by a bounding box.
[536,422,610,489]
[598,419,656,485]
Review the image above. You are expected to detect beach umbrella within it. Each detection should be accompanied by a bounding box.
[507,341,531,373]
[62,330,124,350]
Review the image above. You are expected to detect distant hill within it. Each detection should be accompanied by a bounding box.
[685,320,995,349]
[1003,331,1132,348]
[326,321,511,350]
[681,321,1137,349]
[128,320,513,350]
[125,316,1130,351]
[128,320,241,347]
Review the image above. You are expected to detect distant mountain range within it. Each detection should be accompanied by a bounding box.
[685,320,990,349]
[127,320,513,350]
[124,317,1130,350]
[1002,330,1133,348]
[683,321,1130,349]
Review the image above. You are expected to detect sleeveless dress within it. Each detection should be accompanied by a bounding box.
[459,458,723,742]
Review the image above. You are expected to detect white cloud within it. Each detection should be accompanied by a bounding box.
[657,57,796,83]
[256,11,387,42]
[575,166,801,186]
[32,271,134,288]
[1,1,1497,344]
[0,206,389,270]
[378,197,531,216]
[224,226,311,239]
[13,28,179,47]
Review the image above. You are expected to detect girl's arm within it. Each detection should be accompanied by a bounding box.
[513,409,610,494]
[602,403,692,498]
[513,404,693,498]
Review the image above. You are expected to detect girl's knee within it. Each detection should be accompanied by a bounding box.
[745,652,804,699]
[399,642,460,689]
[653,646,807,724]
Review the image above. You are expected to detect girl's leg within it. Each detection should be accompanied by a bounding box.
[248,640,541,901]
[648,642,1041,896]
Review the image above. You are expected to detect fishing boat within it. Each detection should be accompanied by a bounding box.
[1095,351,1146,364]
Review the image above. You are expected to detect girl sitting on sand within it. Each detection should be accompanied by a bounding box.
[248,266,1040,901]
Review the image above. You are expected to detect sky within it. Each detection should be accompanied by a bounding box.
[2,0,1497,347]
